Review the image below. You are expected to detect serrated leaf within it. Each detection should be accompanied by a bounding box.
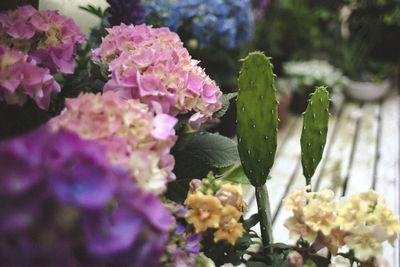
[222,164,250,184]
[185,132,240,168]
[213,92,237,118]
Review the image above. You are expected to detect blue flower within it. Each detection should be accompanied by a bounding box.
[143,0,255,49]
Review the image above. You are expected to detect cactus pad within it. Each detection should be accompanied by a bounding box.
[300,86,330,185]
[237,52,278,187]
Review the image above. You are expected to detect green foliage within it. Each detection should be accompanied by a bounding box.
[183,132,240,168]
[213,92,237,118]
[79,4,108,19]
[221,165,250,185]
[237,51,278,187]
[169,132,240,202]
[300,86,330,185]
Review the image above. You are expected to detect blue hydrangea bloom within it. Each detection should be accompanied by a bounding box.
[142,0,254,49]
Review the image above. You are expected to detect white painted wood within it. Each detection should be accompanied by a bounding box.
[375,96,400,266]
[344,103,380,196]
[317,103,361,195]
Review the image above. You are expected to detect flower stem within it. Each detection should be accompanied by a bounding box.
[255,185,273,254]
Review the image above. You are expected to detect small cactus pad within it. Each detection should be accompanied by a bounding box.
[237,52,278,187]
[300,86,330,185]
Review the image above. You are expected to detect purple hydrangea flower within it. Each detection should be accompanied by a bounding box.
[107,0,144,26]
[0,127,174,265]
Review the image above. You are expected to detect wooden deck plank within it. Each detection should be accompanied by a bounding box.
[344,103,380,196]
[374,96,400,266]
[271,113,338,244]
[316,103,361,194]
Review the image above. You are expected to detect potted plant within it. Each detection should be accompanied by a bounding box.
[283,59,346,113]
[275,78,293,128]
[335,0,400,101]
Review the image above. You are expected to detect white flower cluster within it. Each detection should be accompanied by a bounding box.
[283,60,347,94]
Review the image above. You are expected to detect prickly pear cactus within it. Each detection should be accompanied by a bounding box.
[237,52,278,187]
[300,86,330,186]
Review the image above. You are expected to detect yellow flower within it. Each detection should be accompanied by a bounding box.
[214,205,244,245]
[284,215,318,244]
[185,191,222,233]
[344,225,387,262]
[303,197,337,236]
[216,184,248,211]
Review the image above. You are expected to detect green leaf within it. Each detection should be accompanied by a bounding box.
[213,92,237,118]
[90,63,109,82]
[243,213,260,231]
[79,4,107,18]
[185,132,240,168]
[222,164,250,184]
[246,262,269,267]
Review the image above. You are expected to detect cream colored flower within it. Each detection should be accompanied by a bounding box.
[303,196,337,236]
[283,186,308,212]
[344,225,387,262]
[284,215,318,243]
[321,227,346,255]
[367,205,400,239]
[337,195,369,231]
[185,191,222,233]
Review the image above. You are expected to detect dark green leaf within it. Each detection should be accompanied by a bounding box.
[213,92,237,118]
[246,262,269,267]
[309,255,330,267]
[243,213,259,231]
[185,132,240,168]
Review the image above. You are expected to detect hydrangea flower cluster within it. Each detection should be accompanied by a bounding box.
[48,91,177,195]
[0,5,85,74]
[184,172,247,245]
[92,24,222,129]
[0,127,173,266]
[283,187,400,262]
[0,44,60,109]
[106,0,144,26]
[141,0,254,49]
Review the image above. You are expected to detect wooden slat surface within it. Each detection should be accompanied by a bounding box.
[242,94,400,266]
[374,96,400,265]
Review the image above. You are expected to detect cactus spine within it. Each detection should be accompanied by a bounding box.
[237,52,278,250]
[300,86,330,186]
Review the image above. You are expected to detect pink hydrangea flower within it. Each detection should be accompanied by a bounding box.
[0,44,60,109]
[48,91,177,195]
[0,5,85,74]
[92,24,222,129]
